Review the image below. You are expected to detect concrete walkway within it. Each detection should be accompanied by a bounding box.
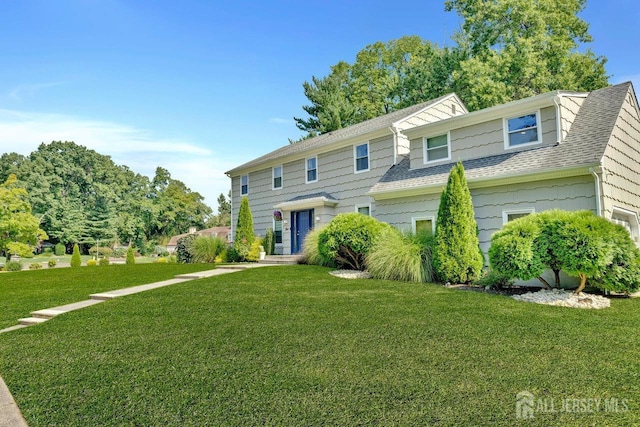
[0,263,272,426]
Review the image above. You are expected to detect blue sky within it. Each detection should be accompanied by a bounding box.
[0,0,638,209]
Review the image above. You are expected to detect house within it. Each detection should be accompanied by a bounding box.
[226,82,640,259]
[166,226,231,253]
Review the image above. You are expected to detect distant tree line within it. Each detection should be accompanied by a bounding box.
[0,141,230,254]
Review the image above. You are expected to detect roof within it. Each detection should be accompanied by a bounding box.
[167,226,231,247]
[225,93,458,175]
[369,82,632,197]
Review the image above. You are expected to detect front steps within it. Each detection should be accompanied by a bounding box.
[258,255,303,265]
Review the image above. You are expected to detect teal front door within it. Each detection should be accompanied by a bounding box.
[291,209,313,254]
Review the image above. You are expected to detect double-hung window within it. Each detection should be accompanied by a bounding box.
[424,133,450,163]
[306,157,317,183]
[273,166,282,190]
[505,112,540,148]
[354,143,369,173]
[240,175,248,195]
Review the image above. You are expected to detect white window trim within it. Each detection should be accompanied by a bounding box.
[502,208,535,225]
[354,142,370,173]
[422,131,451,165]
[306,156,318,183]
[240,174,249,196]
[503,110,542,150]
[611,206,640,243]
[273,217,284,245]
[355,204,372,216]
[272,165,283,190]
[412,216,435,234]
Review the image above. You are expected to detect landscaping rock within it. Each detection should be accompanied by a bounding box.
[329,270,372,279]
[511,289,610,309]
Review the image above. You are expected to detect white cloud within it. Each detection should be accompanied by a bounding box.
[7,82,65,103]
[0,109,233,209]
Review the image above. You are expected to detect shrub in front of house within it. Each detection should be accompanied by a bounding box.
[175,234,197,263]
[366,228,435,282]
[70,244,82,267]
[5,261,22,272]
[432,162,484,284]
[246,238,263,262]
[317,212,391,270]
[234,197,255,261]
[190,236,227,263]
[302,226,337,267]
[264,228,275,256]
[54,243,66,256]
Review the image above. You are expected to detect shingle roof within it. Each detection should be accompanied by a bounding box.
[225,93,456,175]
[287,192,337,202]
[370,82,631,195]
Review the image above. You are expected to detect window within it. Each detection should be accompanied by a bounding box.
[505,112,540,148]
[240,175,248,195]
[356,205,370,216]
[274,218,283,244]
[412,216,435,235]
[272,166,282,190]
[424,133,450,163]
[502,209,535,224]
[306,157,317,183]
[612,207,639,243]
[354,143,369,173]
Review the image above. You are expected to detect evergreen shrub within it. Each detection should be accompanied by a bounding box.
[48,259,57,268]
[176,234,197,263]
[70,244,82,267]
[54,243,66,256]
[126,246,136,265]
[234,197,255,260]
[264,228,275,256]
[5,261,22,272]
[86,259,97,266]
[99,258,110,266]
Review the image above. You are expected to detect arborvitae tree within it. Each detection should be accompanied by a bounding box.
[234,197,255,260]
[70,243,82,267]
[433,162,483,283]
[126,246,135,265]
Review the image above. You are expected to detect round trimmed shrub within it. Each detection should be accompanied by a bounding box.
[318,212,392,270]
[5,261,22,272]
[157,257,168,264]
[99,258,110,266]
[48,259,57,268]
[54,243,66,256]
[86,259,97,266]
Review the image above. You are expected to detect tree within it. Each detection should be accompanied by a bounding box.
[70,243,82,267]
[126,246,136,265]
[432,162,483,283]
[445,0,608,110]
[207,191,232,227]
[0,174,47,260]
[234,197,254,260]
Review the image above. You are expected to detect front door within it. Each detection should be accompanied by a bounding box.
[291,209,314,254]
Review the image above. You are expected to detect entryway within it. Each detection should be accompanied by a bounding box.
[291,209,314,254]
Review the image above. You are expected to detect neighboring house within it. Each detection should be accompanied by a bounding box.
[166,226,231,253]
[226,82,640,259]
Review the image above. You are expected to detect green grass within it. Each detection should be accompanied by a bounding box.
[0,263,215,329]
[0,265,639,425]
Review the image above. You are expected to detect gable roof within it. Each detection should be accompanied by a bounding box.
[369,82,632,198]
[225,93,461,175]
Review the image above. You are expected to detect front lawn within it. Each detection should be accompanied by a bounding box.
[0,265,638,425]
[0,263,215,329]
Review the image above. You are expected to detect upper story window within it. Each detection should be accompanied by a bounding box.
[354,142,369,173]
[505,112,541,148]
[423,133,450,163]
[272,166,282,190]
[240,175,248,195]
[306,157,317,183]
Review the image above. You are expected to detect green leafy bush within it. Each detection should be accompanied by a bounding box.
[367,228,434,282]
[48,259,57,268]
[43,247,53,256]
[167,255,177,264]
[70,244,82,268]
[176,234,197,264]
[302,226,336,267]
[225,246,241,263]
[86,259,97,266]
[126,246,136,265]
[475,269,514,290]
[29,263,43,270]
[7,242,35,259]
[433,162,483,284]
[54,243,66,256]
[263,228,275,256]
[246,238,263,262]
[89,246,113,258]
[4,261,22,272]
[99,258,110,266]
[157,257,168,264]
[191,236,227,263]
[318,213,391,270]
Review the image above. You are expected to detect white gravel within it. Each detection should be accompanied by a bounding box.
[512,289,610,309]
[329,270,372,279]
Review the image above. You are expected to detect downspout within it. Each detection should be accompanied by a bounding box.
[389,125,399,165]
[226,173,234,242]
[590,164,603,217]
[553,94,563,143]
